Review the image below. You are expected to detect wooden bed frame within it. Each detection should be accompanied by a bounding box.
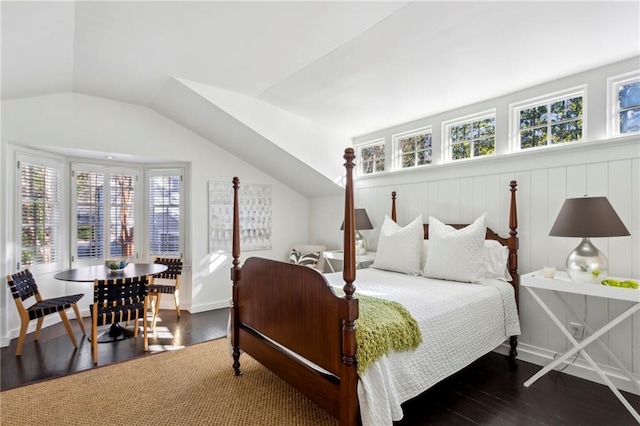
[230,148,519,425]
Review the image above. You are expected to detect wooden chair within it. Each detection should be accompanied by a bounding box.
[148,257,183,328]
[6,269,86,356]
[91,275,149,364]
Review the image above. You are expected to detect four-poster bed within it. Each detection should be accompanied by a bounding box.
[229,148,520,425]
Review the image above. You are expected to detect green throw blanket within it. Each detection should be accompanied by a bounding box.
[335,288,423,375]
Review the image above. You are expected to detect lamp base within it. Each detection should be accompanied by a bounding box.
[565,237,608,284]
[355,231,367,256]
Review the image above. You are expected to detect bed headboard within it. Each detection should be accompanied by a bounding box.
[389,181,519,301]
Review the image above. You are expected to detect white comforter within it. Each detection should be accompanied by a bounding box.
[324,268,521,426]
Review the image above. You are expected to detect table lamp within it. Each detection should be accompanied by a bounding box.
[341,208,374,255]
[549,196,630,283]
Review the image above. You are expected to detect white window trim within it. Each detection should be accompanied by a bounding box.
[607,70,640,137]
[441,109,496,163]
[146,168,185,258]
[355,138,386,176]
[509,85,587,152]
[392,126,433,170]
[15,151,65,275]
[71,162,141,267]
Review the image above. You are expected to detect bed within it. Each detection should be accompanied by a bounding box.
[229,148,520,425]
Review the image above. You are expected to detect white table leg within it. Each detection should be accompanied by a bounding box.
[524,287,640,423]
[327,259,336,273]
[556,292,640,394]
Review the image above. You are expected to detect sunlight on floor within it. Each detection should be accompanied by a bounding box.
[148,344,185,353]
[149,325,175,339]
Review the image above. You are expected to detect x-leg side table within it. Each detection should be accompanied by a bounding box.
[521,271,640,423]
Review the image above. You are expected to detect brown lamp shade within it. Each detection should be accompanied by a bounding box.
[549,197,630,238]
[340,208,373,231]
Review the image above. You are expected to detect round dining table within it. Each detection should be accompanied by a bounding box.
[54,263,168,342]
[54,263,167,282]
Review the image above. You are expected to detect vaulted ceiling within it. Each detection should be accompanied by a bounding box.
[2,1,639,196]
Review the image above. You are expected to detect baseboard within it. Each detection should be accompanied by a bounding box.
[495,341,640,396]
[190,300,229,314]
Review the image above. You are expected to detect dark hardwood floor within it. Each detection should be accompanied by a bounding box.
[2,309,638,425]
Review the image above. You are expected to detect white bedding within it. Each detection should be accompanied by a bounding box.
[324,268,520,426]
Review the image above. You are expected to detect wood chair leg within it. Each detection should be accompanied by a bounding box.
[72,303,86,335]
[92,315,98,364]
[34,317,44,341]
[174,290,180,318]
[143,297,149,352]
[15,320,29,356]
[133,310,139,338]
[59,310,78,348]
[148,293,156,327]
[153,293,162,329]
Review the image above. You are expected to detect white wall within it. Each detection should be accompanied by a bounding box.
[310,57,640,393]
[1,93,310,346]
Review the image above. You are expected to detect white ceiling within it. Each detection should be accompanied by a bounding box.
[2,1,639,197]
[3,1,639,137]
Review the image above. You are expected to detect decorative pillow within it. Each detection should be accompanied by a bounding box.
[423,214,486,283]
[421,239,511,281]
[484,240,512,281]
[371,214,424,275]
[289,249,320,268]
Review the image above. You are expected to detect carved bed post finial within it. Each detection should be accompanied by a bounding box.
[391,191,397,222]
[230,176,243,376]
[342,148,356,299]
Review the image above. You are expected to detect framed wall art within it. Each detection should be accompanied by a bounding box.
[208,181,272,252]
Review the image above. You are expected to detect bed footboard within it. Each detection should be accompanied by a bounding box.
[232,258,358,422]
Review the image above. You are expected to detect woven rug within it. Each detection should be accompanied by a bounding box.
[1,338,337,425]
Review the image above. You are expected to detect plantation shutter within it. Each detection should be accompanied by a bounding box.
[110,173,136,257]
[148,171,182,256]
[19,155,61,271]
[76,170,105,259]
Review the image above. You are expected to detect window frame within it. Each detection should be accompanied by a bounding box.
[607,70,640,137]
[356,138,386,176]
[146,168,184,258]
[392,126,433,170]
[70,162,141,267]
[15,152,64,274]
[510,85,587,151]
[442,109,497,162]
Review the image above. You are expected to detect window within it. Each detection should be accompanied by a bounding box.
[393,127,432,169]
[608,70,640,136]
[357,139,385,175]
[443,111,496,161]
[18,154,61,272]
[75,170,105,259]
[148,170,182,256]
[72,163,138,265]
[511,86,586,150]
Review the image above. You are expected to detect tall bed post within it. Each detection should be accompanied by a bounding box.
[508,179,519,358]
[230,176,242,376]
[341,148,359,425]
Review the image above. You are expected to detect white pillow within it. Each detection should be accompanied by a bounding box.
[371,214,424,275]
[421,239,512,281]
[423,214,486,283]
[484,240,512,281]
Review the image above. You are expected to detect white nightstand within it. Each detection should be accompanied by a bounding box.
[521,270,640,422]
[323,250,376,273]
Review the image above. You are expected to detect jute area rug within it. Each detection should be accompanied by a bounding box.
[1,338,338,425]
